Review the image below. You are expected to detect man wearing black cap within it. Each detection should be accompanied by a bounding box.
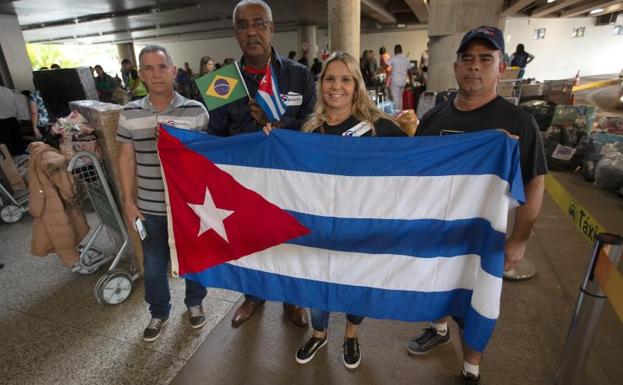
[406,26,547,385]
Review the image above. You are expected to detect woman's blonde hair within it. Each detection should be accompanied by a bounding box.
[301,51,394,134]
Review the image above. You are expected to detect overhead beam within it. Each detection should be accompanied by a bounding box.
[501,0,536,17]
[591,2,623,15]
[20,4,200,31]
[404,0,428,23]
[361,0,397,24]
[561,0,623,17]
[530,0,585,18]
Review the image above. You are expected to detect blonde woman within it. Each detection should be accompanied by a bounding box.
[265,51,405,369]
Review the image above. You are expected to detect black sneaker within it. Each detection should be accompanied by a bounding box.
[188,305,206,329]
[455,371,480,385]
[143,317,168,342]
[406,327,450,355]
[342,337,361,369]
[295,336,327,364]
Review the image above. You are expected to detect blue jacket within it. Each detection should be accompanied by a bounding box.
[207,48,316,136]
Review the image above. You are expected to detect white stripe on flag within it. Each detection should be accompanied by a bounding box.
[227,243,502,319]
[257,90,280,121]
[270,73,286,115]
[218,164,513,232]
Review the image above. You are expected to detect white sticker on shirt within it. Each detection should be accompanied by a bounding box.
[158,117,193,129]
[342,121,373,137]
[281,92,303,106]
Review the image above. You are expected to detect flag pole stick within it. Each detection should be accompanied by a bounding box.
[234,62,251,99]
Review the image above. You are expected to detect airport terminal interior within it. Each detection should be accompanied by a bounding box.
[0,1,622,384]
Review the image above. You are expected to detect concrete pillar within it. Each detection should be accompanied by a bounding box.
[117,43,137,67]
[328,0,360,60]
[0,14,34,90]
[298,24,318,66]
[426,0,504,91]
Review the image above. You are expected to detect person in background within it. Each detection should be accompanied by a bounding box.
[121,59,133,88]
[388,44,411,111]
[0,85,22,155]
[28,89,50,139]
[419,41,429,86]
[94,65,117,102]
[175,68,192,98]
[288,51,297,60]
[223,58,235,66]
[117,45,209,343]
[191,56,216,105]
[198,56,215,76]
[298,50,309,67]
[13,90,31,149]
[510,43,535,79]
[50,64,61,69]
[184,62,193,76]
[310,57,323,81]
[126,62,148,100]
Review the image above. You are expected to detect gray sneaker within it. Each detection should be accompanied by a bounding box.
[143,317,168,342]
[188,305,206,329]
[407,327,450,355]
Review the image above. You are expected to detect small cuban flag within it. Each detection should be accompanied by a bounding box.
[255,63,288,123]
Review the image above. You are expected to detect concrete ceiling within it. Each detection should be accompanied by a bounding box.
[0,0,620,45]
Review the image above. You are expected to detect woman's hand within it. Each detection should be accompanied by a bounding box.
[263,122,275,135]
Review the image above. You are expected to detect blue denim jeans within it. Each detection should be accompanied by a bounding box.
[142,214,207,319]
[310,308,364,332]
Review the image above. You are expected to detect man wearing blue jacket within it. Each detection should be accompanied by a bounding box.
[208,0,316,328]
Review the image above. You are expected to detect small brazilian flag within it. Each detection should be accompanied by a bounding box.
[195,63,249,111]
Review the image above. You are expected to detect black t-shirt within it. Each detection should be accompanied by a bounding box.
[315,115,405,137]
[416,95,547,184]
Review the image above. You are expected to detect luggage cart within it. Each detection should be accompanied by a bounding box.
[0,181,28,223]
[68,151,139,305]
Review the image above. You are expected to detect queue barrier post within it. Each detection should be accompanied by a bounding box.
[556,233,623,385]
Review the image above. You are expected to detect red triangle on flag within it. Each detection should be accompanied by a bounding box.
[158,128,310,276]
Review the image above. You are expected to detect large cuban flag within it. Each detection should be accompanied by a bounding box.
[157,125,524,352]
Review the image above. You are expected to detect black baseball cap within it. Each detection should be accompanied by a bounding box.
[457,25,505,53]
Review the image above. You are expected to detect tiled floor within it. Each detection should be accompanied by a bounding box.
[0,213,240,385]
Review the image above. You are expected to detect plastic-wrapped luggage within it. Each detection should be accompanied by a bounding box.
[520,100,556,131]
[594,142,623,191]
[577,133,623,181]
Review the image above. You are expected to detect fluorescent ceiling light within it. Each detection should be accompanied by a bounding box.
[547,0,555,3]
[590,8,604,14]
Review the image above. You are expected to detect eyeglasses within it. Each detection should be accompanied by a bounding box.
[235,20,270,33]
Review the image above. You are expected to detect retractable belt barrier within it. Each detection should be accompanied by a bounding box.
[546,174,623,385]
[572,78,621,93]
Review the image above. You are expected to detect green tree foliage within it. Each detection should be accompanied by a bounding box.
[27,44,81,69]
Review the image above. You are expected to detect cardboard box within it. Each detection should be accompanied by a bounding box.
[68,100,144,271]
[0,144,27,194]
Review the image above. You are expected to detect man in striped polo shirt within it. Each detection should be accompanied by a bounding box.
[117,45,209,342]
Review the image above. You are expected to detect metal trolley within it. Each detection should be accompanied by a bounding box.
[0,182,28,223]
[68,151,139,305]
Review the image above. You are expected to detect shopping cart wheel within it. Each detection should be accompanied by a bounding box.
[0,205,23,223]
[95,270,133,305]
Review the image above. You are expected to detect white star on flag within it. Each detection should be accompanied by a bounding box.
[187,187,234,242]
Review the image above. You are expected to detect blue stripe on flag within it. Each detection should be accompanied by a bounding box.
[287,212,505,276]
[162,126,524,204]
[183,262,497,352]
[256,90,280,122]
